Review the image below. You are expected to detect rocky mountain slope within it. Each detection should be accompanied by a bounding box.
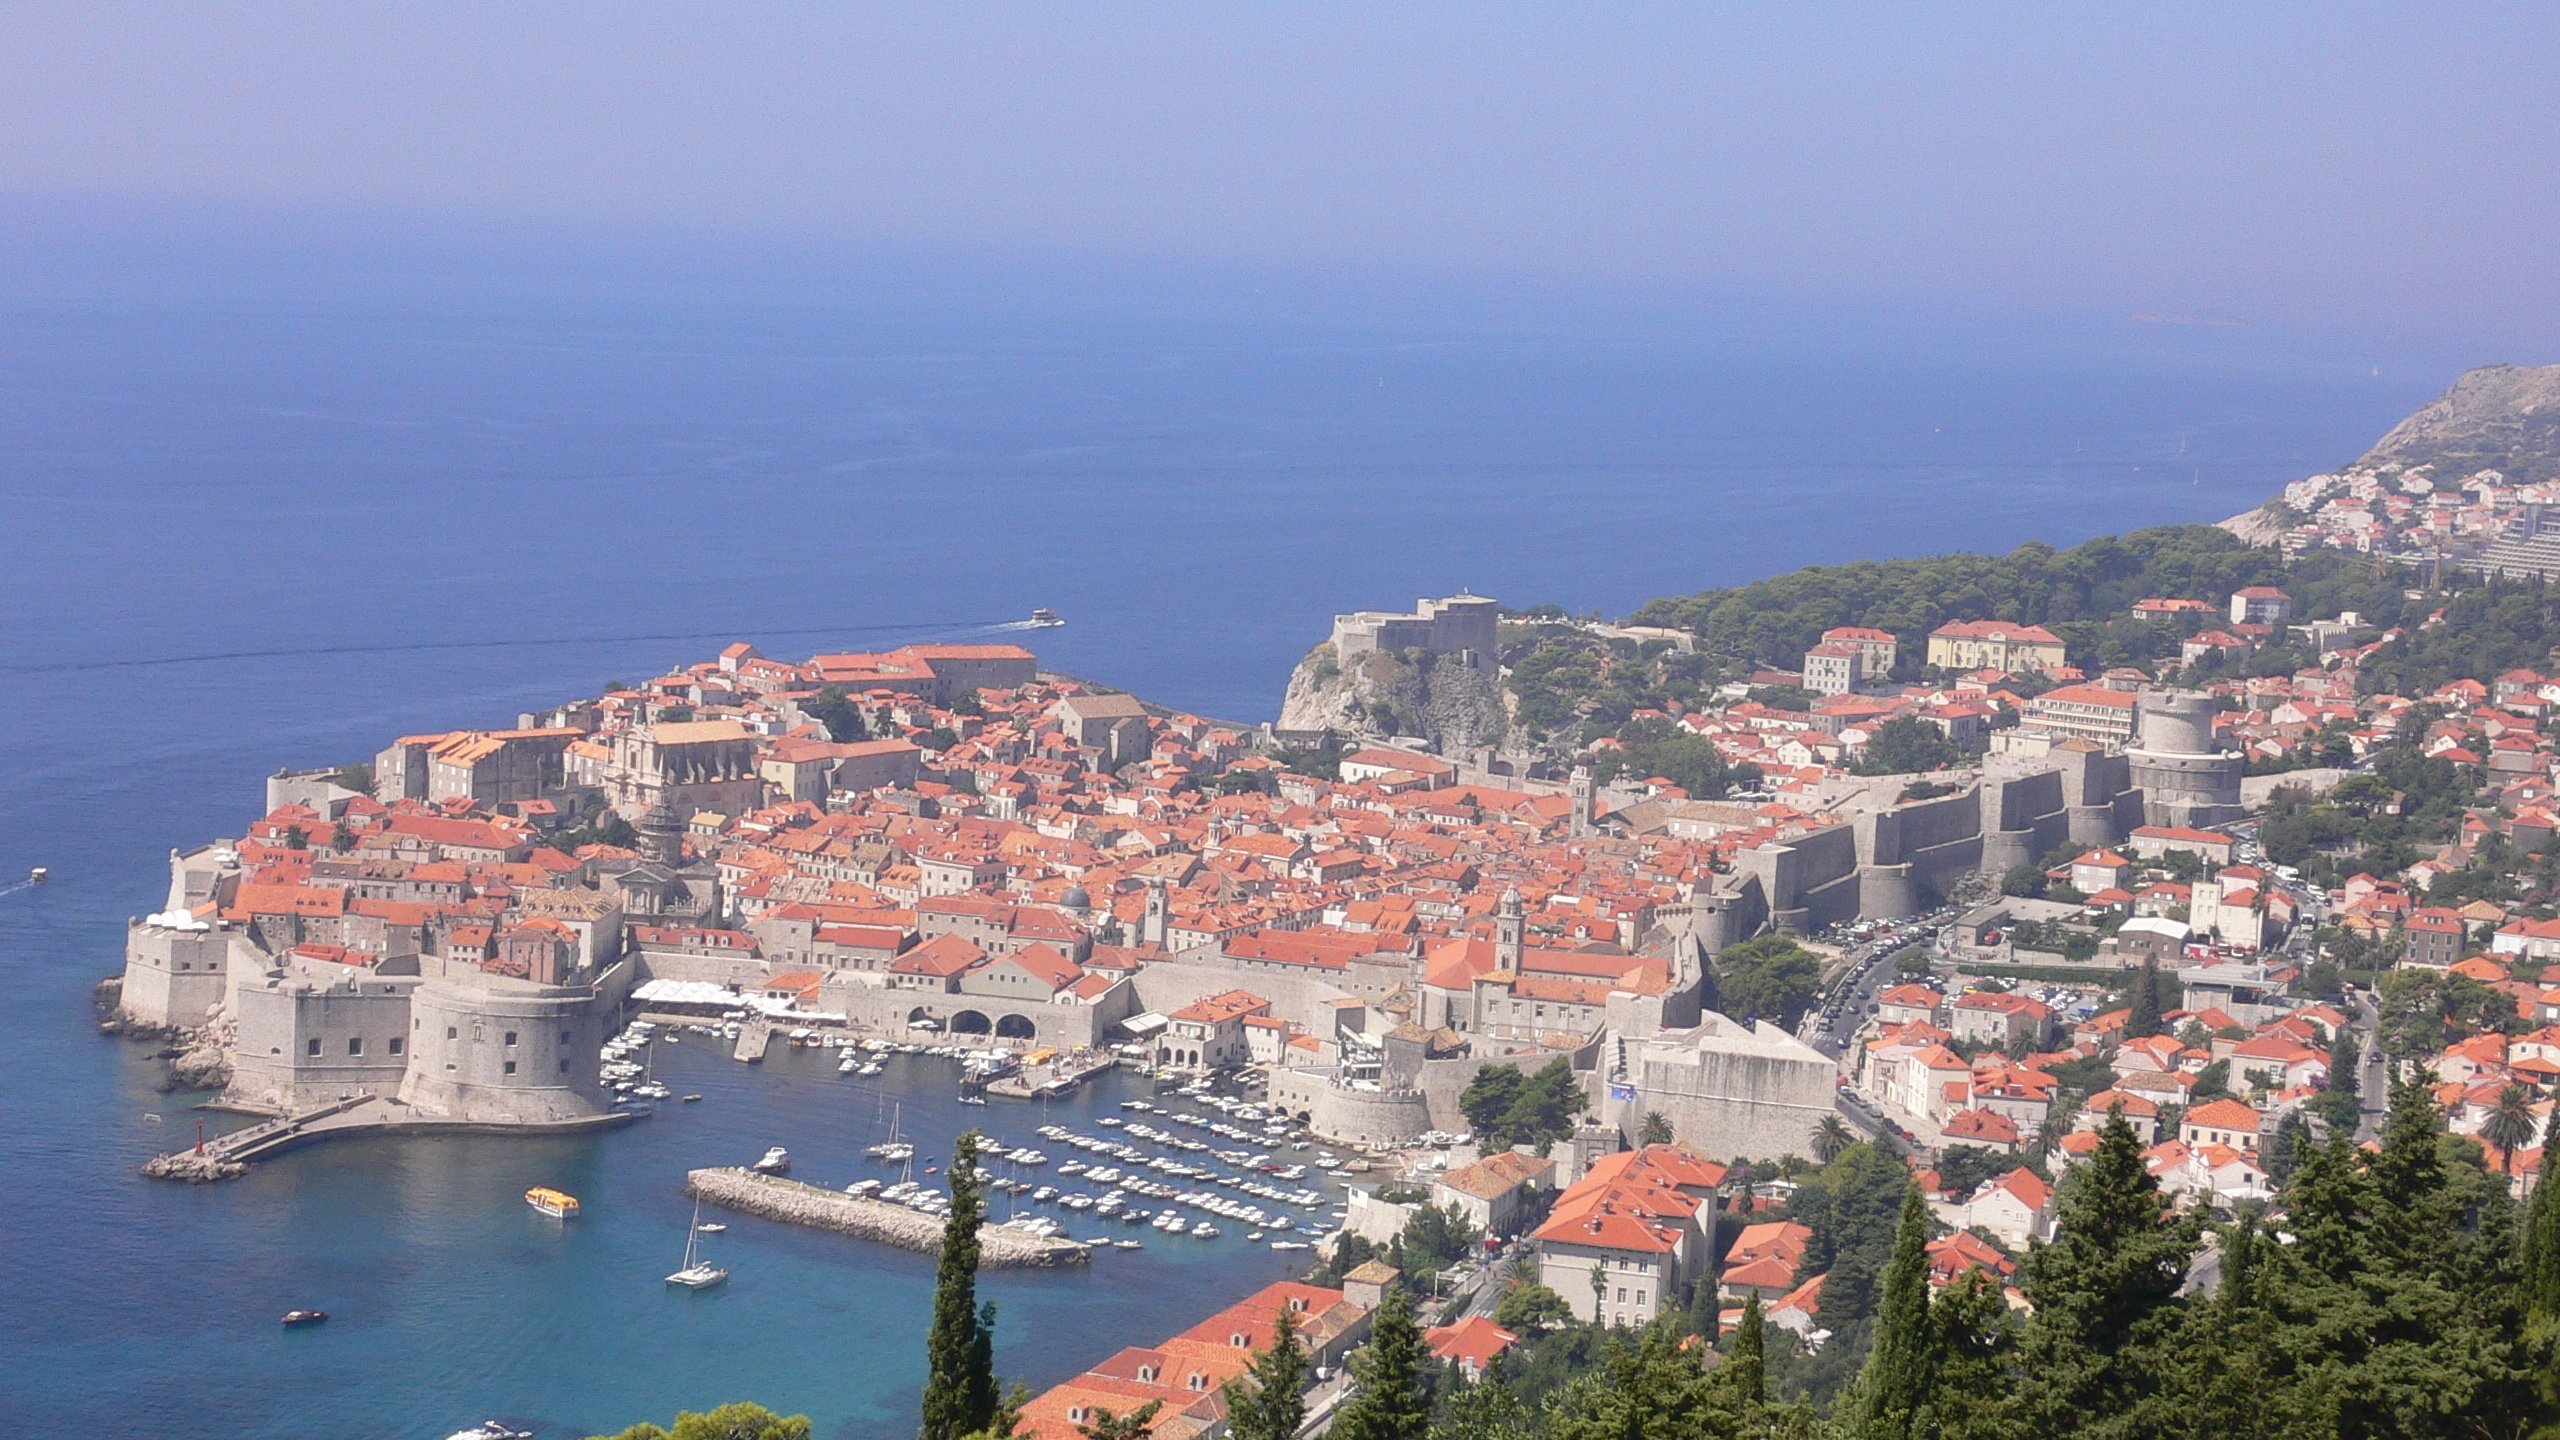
[2356,363,2560,474]
[2222,362,2560,537]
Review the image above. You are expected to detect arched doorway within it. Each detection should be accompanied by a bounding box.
[906,1006,944,1032]
[994,1014,1036,1042]
[951,1010,992,1036]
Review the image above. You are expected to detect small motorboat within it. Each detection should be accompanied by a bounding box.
[442,1425,534,1440]
[680,1094,703,1103]
[752,1146,790,1175]
[525,1186,580,1219]
[1027,607,1064,628]
[27,866,46,884]
[281,1309,329,1327]
[695,1222,728,1234]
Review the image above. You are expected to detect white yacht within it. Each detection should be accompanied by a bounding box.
[666,1202,729,1289]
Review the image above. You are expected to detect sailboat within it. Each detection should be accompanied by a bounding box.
[666,1200,729,1289]
[865,1100,915,1163]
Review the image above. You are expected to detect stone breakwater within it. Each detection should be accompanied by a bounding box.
[682,1168,1092,1268]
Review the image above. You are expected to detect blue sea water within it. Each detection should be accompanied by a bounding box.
[0,285,2441,1437]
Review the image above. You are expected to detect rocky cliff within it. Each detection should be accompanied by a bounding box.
[2356,363,2560,474]
[1277,641,1510,752]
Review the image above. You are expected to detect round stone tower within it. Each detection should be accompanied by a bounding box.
[2127,689,2245,829]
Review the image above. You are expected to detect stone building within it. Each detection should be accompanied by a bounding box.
[594,719,763,821]
[1924,620,2067,674]
[1330,593,1501,669]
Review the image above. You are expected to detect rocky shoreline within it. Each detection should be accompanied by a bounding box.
[683,1167,1092,1268]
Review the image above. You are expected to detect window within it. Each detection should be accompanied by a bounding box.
[307,1038,322,1057]
[1617,1287,1627,1303]
[504,1031,519,1047]
[348,1037,363,1056]
[559,1057,571,1073]
[504,1060,518,1076]
[561,1030,573,1046]
[389,1037,403,1056]
[446,1026,457,1040]
[1636,1290,1648,1307]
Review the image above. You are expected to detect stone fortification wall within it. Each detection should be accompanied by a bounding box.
[1133,958,1363,1033]
[119,919,248,1030]
[1610,1023,1839,1163]
[1870,786,1985,913]
[396,978,614,1124]
[1700,753,2140,947]
[228,971,417,1112]
[1979,770,2069,877]
[1267,1068,1433,1147]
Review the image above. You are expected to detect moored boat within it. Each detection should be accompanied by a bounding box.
[752,1146,790,1175]
[667,1200,729,1289]
[281,1308,329,1327]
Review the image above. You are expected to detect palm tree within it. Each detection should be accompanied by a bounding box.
[2482,1083,2539,1176]
[1812,1113,1852,1162]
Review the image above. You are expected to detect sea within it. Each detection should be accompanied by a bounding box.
[0,276,2448,1438]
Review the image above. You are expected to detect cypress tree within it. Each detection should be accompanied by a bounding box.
[1723,1291,1765,1407]
[2324,1020,2359,1101]
[2017,1113,2192,1438]
[1223,1306,1310,1440]
[1917,1269,2020,1440]
[920,1129,999,1440]
[2368,1073,2457,1277]
[2523,1144,2560,1322]
[1425,1356,1536,1440]
[1334,1286,1433,1440]
[1854,1188,1936,1440]
[2127,955,2164,1039]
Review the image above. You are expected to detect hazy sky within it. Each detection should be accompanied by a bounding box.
[4,5,2556,341]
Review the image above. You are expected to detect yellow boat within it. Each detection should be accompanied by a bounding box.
[525,1186,580,1219]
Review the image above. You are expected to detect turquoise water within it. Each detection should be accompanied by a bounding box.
[0,288,2434,1436]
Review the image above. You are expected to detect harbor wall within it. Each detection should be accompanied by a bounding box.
[684,1167,1091,1267]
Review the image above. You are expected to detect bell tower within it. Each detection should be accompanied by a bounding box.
[1496,886,1525,972]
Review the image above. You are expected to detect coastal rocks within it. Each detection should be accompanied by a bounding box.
[141,1149,246,1183]
[166,1041,234,1092]
[683,1167,1091,1268]
[2216,504,2292,548]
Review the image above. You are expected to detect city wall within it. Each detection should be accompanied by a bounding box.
[1695,752,2140,953]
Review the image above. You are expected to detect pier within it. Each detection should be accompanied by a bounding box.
[141,1096,640,1182]
[732,1018,774,1063]
[683,1167,1091,1267]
